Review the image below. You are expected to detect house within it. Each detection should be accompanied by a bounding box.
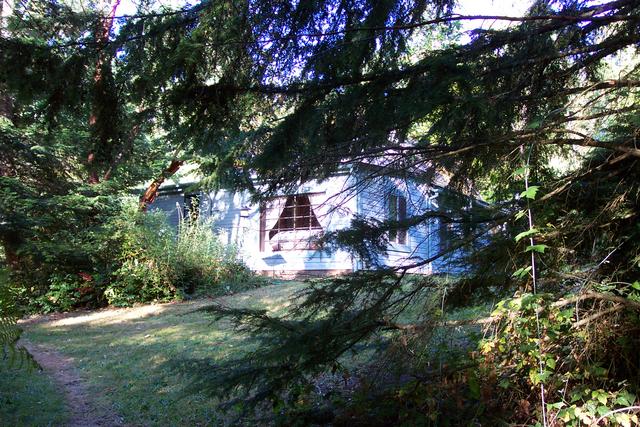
[150,164,475,278]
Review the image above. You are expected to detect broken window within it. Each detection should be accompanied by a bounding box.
[260,194,323,252]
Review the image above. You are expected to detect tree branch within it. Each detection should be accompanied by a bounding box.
[139,159,184,211]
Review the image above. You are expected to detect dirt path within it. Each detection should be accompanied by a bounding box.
[19,339,125,427]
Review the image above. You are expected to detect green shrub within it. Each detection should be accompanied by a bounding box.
[104,198,258,306]
[105,202,178,306]
[5,194,259,312]
[0,268,20,350]
[173,218,231,292]
[34,274,83,313]
[171,218,251,294]
[475,291,640,425]
[0,268,32,367]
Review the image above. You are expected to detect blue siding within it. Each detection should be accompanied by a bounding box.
[355,172,436,274]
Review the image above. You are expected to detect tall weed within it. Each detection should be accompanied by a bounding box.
[11,197,259,311]
[105,199,257,306]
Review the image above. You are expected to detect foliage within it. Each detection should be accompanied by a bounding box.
[1,0,639,424]
[106,200,255,306]
[0,268,24,362]
[172,216,252,295]
[477,290,640,426]
[189,273,447,410]
[4,194,254,312]
[105,202,179,306]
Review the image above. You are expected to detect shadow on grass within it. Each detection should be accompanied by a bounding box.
[0,359,69,426]
[18,282,303,426]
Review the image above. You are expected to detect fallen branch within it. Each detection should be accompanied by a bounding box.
[573,304,623,328]
[386,292,640,330]
[139,159,184,210]
[552,291,640,311]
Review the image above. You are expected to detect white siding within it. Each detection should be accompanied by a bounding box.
[151,170,465,276]
[244,175,356,275]
[195,175,357,276]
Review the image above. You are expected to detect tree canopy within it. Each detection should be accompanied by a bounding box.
[1,0,640,424]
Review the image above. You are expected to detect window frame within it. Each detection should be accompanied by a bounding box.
[388,193,407,245]
[269,194,322,237]
[260,194,323,252]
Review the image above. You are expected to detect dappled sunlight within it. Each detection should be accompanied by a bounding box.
[21,283,304,330]
[219,282,305,312]
[15,282,301,425]
[31,304,174,327]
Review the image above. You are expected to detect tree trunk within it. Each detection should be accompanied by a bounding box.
[87,0,122,184]
[139,160,184,211]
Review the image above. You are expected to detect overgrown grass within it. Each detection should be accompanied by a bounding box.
[1,267,67,425]
[12,281,304,426]
[3,277,493,426]
[0,359,68,426]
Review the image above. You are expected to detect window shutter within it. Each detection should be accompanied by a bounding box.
[398,196,407,244]
[259,203,266,252]
[388,194,397,242]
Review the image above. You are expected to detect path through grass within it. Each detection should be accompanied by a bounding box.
[11,281,304,426]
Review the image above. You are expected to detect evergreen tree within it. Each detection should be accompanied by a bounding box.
[159,0,638,422]
[1,0,639,422]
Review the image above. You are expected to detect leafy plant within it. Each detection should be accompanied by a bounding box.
[106,198,258,306]
[477,291,640,425]
[0,268,32,368]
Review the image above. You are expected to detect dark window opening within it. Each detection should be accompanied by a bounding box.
[269,195,321,239]
[388,193,407,245]
[260,194,323,252]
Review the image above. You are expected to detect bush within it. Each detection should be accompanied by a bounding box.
[0,268,32,366]
[171,218,241,293]
[105,203,178,306]
[1,182,124,312]
[475,291,640,426]
[305,287,640,426]
[5,194,259,312]
[105,198,257,306]
[34,274,85,313]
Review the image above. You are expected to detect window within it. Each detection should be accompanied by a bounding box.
[260,194,323,252]
[269,195,321,238]
[388,193,407,245]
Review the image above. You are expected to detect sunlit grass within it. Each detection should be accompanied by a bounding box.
[3,277,490,426]
[17,281,305,426]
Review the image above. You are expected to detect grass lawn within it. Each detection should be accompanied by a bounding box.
[0,357,69,426]
[9,281,305,426]
[3,278,490,426]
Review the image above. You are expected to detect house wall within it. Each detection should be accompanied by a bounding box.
[152,175,358,277]
[230,174,358,276]
[150,171,471,277]
[428,189,483,274]
[149,190,185,228]
[355,171,438,274]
